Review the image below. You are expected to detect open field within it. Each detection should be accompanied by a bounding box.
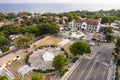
[32,36,62,48]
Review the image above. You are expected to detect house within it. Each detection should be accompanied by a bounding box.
[9,34,22,40]
[34,13,41,17]
[62,16,68,20]
[92,33,103,41]
[68,20,75,31]
[69,18,102,32]
[110,20,120,30]
[15,17,24,24]
[0,22,4,27]
[4,20,14,25]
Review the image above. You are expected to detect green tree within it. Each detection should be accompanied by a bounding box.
[101,16,109,24]
[32,74,43,80]
[68,14,74,22]
[52,55,69,71]
[114,38,120,61]
[105,34,114,42]
[38,23,60,35]
[15,33,34,48]
[70,41,91,56]
[116,37,120,48]
[18,12,32,16]
[0,75,8,80]
[0,35,10,49]
[101,27,113,35]
[28,25,40,35]
[0,13,6,21]
[6,13,16,20]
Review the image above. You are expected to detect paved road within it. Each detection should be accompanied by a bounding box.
[68,43,115,80]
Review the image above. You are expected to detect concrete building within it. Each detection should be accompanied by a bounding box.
[69,19,102,32]
[110,20,120,30]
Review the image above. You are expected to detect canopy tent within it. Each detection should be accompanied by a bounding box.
[42,51,54,61]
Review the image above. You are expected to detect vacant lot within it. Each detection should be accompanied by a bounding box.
[32,36,62,48]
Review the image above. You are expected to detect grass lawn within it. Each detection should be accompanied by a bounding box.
[24,72,56,80]
[32,36,62,48]
[24,73,46,80]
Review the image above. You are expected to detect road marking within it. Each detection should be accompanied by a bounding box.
[85,55,99,80]
[77,58,93,79]
[67,58,84,80]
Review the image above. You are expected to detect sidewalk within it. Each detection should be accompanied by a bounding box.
[107,59,116,80]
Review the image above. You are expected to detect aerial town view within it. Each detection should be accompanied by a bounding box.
[0,0,120,80]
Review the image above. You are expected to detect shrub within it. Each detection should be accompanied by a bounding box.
[33,69,56,73]
[25,52,33,66]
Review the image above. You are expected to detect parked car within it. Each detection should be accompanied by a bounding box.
[89,41,95,46]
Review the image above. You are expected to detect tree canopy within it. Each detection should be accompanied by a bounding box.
[105,34,114,42]
[0,35,10,49]
[101,27,113,35]
[52,55,69,71]
[0,75,8,80]
[116,37,120,48]
[38,23,60,35]
[15,33,34,48]
[70,41,91,56]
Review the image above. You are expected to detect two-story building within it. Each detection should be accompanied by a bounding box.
[69,18,101,33]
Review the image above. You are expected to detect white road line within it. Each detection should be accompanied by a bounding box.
[77,55,97,79]
[78,58,92,79]
[85,55,99,80]
[102,71,106,80]
[67,57,85,80]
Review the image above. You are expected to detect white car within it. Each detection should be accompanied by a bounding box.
[89,41,95,46]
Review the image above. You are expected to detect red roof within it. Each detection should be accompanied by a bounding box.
[75,19,100,25]
[92,34,102,40]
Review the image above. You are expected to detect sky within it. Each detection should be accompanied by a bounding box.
[0,0,120,3]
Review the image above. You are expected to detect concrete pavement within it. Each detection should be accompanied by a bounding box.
[68,43,115,80]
